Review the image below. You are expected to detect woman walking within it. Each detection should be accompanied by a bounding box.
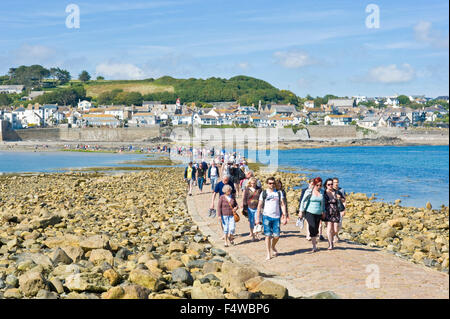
[299,177,325,253]
[323,179,341,250]
[242,177,262,241]
[196,163,206,193]
[217,185,239,247]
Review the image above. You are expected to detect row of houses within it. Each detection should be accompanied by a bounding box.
[0,98,448,129]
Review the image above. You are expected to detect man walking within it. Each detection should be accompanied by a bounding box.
[256,177,288,260]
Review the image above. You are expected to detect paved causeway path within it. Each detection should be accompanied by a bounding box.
[187,188,449,299]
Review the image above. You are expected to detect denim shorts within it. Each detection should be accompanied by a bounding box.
[247,207,257,229]
[221,215,235,235]
[262,215,281,238]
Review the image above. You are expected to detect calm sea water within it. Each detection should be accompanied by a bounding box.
[1,146,448,208]
[242,145,449,208]
[0,151,149,173]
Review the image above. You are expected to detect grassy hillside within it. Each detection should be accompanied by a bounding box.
[84,79,174,98]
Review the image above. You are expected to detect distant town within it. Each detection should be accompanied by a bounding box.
[1,84,448,131]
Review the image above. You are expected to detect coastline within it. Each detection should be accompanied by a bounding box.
[0,155,447,301]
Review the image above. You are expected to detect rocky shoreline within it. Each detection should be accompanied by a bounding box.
[0,168,315,299]
[0,164,447,299]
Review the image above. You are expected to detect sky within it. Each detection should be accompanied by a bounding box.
[1,0,449,98]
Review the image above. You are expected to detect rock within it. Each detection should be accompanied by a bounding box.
[426,202,432,210]
[171,267,194,285]
[5,274,18,288]
[89,249,114,266]
[65,272,111,292]
[102,285,150,299]
[202,261,222,274]
[103,269,121,286]
[378,224,397,239]
[162,259,184,271]
[401,237,422,253]
[51,248,73,265]
[61,246,84,263]
[36,289,59,299]
[44,234,81,249]
[187,259,206,270]
[121,284,150,299]
[169,241,186,253]
[79,235,110,251]
[31,215,62,229]
[244,276,265,291]
[199,274,220,284]
[4,288,23,299]
[49,278,65,294]
[101,286,125,299]
[191,280,225,299]
[0,278,6,289]
[149,293,181,299]
[387,218,409,229]
[30,253,53,270]
[66,292,100,299]
[211,248,227,256]
[115,248,133,260]
[19,271,46,297]
[311,291,341,299]
[413,251,426,262]
[249,279,288,299]
[129,269,165,291]
[221,262,260,294]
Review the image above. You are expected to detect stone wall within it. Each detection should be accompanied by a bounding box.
[0,120,21,141]
[306,125,357,139]
[170,127,310,145]
[11,126,160,142]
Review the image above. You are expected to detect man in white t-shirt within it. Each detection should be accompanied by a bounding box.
[256,177,288,261]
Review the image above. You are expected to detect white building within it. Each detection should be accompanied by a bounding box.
[0,85,24,94]
[77,100,92,111]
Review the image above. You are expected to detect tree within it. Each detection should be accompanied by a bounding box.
[78,70,91,82]
[96,76,105,80]
[397,95,411,105]
[0,94,12,106]
[50,67,71,85]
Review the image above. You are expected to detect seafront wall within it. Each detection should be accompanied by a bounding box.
[9,126,160,142]
[2,123,448,144]
[0,120,21,141]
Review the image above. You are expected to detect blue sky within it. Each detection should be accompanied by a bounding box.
[1,0,448,97]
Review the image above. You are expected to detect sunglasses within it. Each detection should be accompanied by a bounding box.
[326,183,333,186]
[268,182,275,185]
[315,184,322,187]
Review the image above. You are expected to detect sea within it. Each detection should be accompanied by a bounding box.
[240,145,449,208]
[1,145,448,208]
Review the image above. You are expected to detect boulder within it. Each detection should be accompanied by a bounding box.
[89,249,114,266]
[129,269,165,291]
[191,280,225,299]
[221,262,260,294]
[51,248,73,265]
[64,272,111,292]
[250,279,288,299]
[79,235,110,251]
[311,291,341,299]
[18,271,46,297]
[103,269,121,286]
[171,267,194,285]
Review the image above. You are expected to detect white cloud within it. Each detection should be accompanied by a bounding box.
[414,21,449,49]
[13,44,59,65]
[367,64,416,84]
[95,62,145,80]
[274,50,315,68]
[238,62,250,70]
